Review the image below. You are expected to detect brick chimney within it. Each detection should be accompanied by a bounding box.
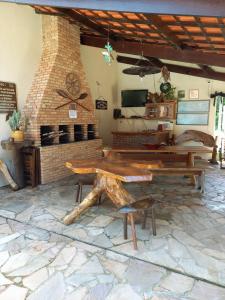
[24,15,101,184]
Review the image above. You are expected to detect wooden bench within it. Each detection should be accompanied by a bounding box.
[106,153,205,191]
[150,167,205,193]
[107,152,188,164]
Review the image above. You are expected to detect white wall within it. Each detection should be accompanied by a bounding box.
[0,4,118,188]
[117,60,225,137]
[0,3,42,187]
[81,45,118,145]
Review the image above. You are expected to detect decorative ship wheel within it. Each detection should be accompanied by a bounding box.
[65,72,80,98]
[55,72,90,111]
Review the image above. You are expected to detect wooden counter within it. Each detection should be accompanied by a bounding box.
[112,130,170,147]
[112,130,170,136]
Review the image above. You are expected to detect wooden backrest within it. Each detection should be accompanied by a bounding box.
[175,130,215,147]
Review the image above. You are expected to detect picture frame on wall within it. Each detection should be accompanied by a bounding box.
[96,99,108,110]
[0,81,17,113]
[189,89,199,100]
[178,90,185,99]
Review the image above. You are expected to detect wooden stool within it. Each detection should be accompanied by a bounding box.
[75,175,102,205]
[119,197,156,250]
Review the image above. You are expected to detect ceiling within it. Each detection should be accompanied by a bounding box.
[3,0,225,80]
[34,7,225,54]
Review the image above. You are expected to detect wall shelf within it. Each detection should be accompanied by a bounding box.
[145,101,176,120]
[118,117,155,120]
[117,101,176,121]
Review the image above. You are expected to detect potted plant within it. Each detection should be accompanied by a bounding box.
[163,86,177,101]
[7,110,28,142]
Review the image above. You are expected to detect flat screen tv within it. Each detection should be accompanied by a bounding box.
[121,89,148,107]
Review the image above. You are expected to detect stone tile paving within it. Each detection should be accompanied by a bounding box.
[0,161,225,298]
[0,217,224,299]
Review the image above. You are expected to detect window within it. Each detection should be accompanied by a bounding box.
[176,100,210,125]
[215,96,225,132]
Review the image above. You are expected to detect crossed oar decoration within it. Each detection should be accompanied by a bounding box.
[55,89,90,111]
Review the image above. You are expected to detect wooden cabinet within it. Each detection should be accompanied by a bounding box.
[145,101,176,120]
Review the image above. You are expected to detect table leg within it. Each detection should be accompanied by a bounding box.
[124,214,128,239]
[187,152,196,185]
[187,152,194,167]
[63,173,139,225]
[130,213,138,250]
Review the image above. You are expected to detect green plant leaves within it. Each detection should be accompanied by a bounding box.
[7,110,21,131]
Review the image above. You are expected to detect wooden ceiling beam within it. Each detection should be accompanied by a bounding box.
[70,14,183,47]
[183,40,225,45]
[5,0,225,17]
[147,15,183,49]
[33,8,225,44]
[80,29,225,48]
[86,16,225,29]
[144,57,164,68]
[53,8,118,40]
[114,29,223,38]
[81,35,225,67]
[81,19,224,38]
[117,55,164,68]
[117,55,225,81]
[199,64,214,72]
[34,8,64,16]
[198,64,221,79]
[79,30,225,51]
[157,20,225,28]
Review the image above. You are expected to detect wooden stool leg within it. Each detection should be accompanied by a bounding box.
[79,183,83,203]
[197,174,201,190]
[142,210,148,229]
[124,213,128,240]
[151,207,156,236]
[130,213,138,250]
[75,183,80,203]
[201,171,205,194]
[97,194,102,207]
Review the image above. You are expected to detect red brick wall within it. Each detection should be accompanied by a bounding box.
[23,15,102,183]
[40,139,102,184]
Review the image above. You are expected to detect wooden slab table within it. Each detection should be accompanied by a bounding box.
[103,146,213,168]
[63,158,161,225]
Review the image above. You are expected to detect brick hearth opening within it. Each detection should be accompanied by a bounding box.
[23,15,102,184]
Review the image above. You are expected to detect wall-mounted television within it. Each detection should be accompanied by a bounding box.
[121,89,148,107]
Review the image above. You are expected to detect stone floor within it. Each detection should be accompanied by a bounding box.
[0,160,225,299]
[1,217,225,300]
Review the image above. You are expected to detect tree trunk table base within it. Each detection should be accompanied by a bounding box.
[64,173,140,225]
[63,158,161,225]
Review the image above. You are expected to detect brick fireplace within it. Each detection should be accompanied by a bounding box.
[24,15,102,184]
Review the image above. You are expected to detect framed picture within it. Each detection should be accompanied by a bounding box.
[96,99,107,110]
[178,90,185,99]
[69,109,77,119]
[69,103,77,119]
[189,89,199,100]
[0,81,17,113]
